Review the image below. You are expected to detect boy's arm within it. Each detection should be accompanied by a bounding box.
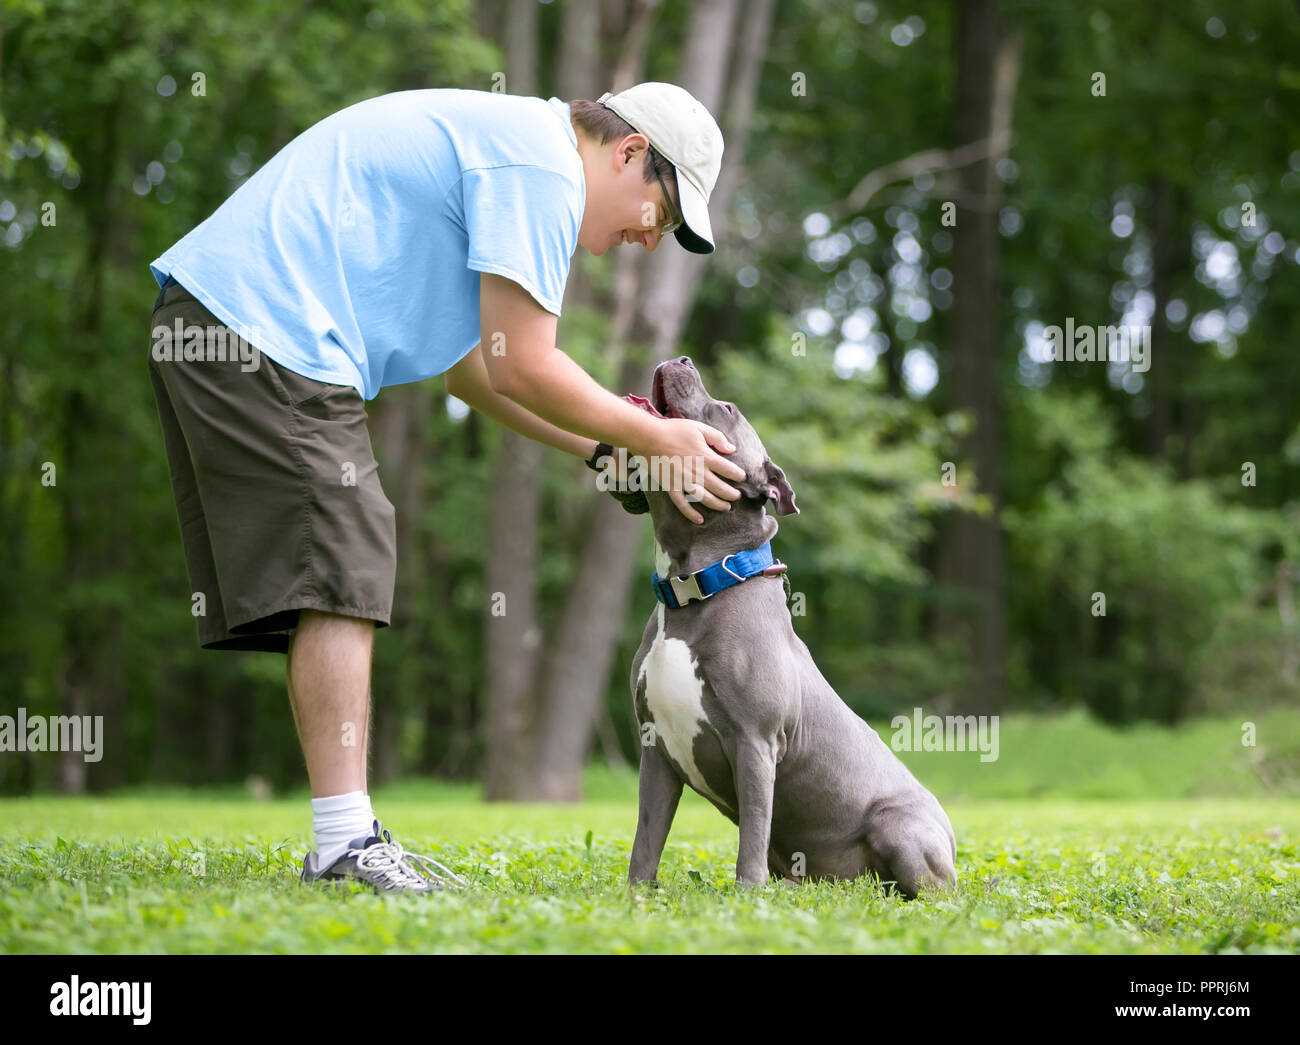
[476,272,746,521]
[444,341,598,460]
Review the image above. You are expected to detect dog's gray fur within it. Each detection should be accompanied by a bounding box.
[628,357,957,898]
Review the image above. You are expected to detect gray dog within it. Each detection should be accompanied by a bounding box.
[625,356,957,898]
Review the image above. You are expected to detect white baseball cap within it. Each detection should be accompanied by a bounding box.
[597,82,724,254]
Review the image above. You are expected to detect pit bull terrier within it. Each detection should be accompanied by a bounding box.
[626,357,958,898]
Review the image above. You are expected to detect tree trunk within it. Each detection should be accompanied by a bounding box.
[528,0,772,799]
[59,61,131,793]
[1146,174,1173,464]
[368,383,432,784]
[931,1,1019,716]
[486,0,659,798]
[482,0,548,799]
[559,0,603,102]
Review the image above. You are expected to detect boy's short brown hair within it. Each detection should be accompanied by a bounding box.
[568,98,677,187]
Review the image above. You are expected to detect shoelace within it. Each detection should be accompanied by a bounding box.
[354,837,471,892]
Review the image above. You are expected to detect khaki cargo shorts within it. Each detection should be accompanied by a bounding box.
[147,278,396,653]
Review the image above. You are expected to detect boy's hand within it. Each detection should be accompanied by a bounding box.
[476,271,745,525]
[617,391,747,525]
[635,417,747,526]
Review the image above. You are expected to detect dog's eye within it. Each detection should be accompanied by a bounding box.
[724,403,736,415]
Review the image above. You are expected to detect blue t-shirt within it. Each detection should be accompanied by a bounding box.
[150,89,585,400]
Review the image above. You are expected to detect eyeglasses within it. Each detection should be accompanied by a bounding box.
[651,153,684,238]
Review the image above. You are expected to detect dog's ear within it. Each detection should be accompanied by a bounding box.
[763,461,799,515]
[741,458,798,515]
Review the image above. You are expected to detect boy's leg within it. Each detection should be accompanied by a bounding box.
[287,609,374,797]
[289,609,381,870]
[149,279,463,890]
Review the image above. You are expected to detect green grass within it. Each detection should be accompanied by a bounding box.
[2,710,1299,954]
[886,706,1300,800]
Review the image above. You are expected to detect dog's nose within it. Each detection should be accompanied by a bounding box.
[678,356,694,368]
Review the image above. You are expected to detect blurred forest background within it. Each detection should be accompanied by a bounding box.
[1,0,1297,798]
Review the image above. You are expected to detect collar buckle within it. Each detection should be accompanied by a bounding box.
[668,572,708,605]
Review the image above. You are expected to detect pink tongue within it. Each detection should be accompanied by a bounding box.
[622,393,664,418]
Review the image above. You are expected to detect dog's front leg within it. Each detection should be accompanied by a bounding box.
[734,737,780,887]
[628,739,684,885]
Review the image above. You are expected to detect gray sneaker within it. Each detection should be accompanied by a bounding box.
[300,819,470,894]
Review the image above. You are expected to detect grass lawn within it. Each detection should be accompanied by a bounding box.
[2,710,1298,954]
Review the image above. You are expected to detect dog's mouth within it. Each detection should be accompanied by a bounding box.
[622,393,665,418]
[650,366,686,419]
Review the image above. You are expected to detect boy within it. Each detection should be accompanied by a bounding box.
[147,82,745,892]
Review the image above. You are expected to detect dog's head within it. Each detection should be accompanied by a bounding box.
[630,356,797,561]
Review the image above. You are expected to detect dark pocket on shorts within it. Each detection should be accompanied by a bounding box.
[265,357,364,423]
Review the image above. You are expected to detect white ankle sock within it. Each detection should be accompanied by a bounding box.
[311,790,376,869]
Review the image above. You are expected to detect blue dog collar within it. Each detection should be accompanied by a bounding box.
[652,541,785,608]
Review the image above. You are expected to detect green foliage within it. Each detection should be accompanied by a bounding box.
[714,322,972,582]
[1196,606,1300,717]
[2,0,1298,791]
[0,0,497,792]
[1006,390,1285,723]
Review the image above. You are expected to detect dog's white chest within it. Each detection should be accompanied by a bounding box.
[638,599,726,805]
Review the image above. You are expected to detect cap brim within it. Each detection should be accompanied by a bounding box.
[672,170,715,254]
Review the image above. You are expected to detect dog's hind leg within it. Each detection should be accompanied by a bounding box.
[866,814,958,901]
